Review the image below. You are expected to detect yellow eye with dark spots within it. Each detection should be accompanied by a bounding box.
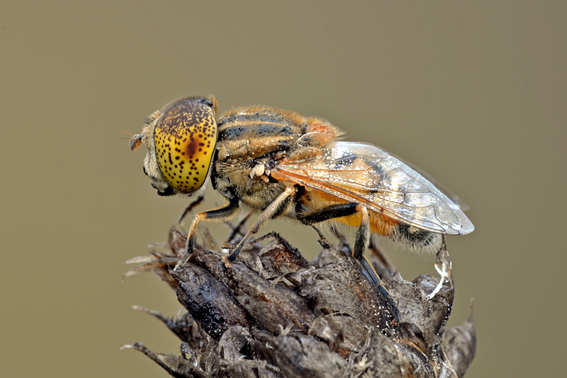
[154,96,218,193]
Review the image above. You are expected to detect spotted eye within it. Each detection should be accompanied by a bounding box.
[153,96,218,194]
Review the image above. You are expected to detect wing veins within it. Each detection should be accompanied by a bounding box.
[273,167,450,234]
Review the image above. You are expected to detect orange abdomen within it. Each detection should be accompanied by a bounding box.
[299,189,398,237]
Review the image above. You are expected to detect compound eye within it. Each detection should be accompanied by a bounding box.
[153,97,218,194]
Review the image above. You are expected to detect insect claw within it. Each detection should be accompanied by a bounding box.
[173,238,196,272]
[173,252,189,272]
[227,245,242,262]
[221,255,232,268]
[173,252,189,273]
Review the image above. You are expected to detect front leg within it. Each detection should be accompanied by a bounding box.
[176,195,205,225]
[173,196,240,271]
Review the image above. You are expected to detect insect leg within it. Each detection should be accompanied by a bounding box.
[173,197,240,271]
[298,203,359,225]
[299,203,399,322]
[299,203,372,260]
[225,211,254,245]
[227,185,298,262]
[357,256,400,322]
[177,194,205,225]
[353,204,370,260]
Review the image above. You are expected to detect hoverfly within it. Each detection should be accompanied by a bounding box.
[130,96,474,299]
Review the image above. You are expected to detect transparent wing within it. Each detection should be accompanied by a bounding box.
[275,141,474,235]
[389,151,470,212]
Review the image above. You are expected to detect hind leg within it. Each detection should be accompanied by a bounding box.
[298,203,399,321]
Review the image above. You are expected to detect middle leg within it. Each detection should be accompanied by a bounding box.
[227,185,298,262]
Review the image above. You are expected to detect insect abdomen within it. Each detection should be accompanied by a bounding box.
[300,189,441,252]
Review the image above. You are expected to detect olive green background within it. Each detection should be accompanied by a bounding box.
[1,1,565,377]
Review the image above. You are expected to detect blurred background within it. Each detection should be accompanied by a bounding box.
[1,1,565,377]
